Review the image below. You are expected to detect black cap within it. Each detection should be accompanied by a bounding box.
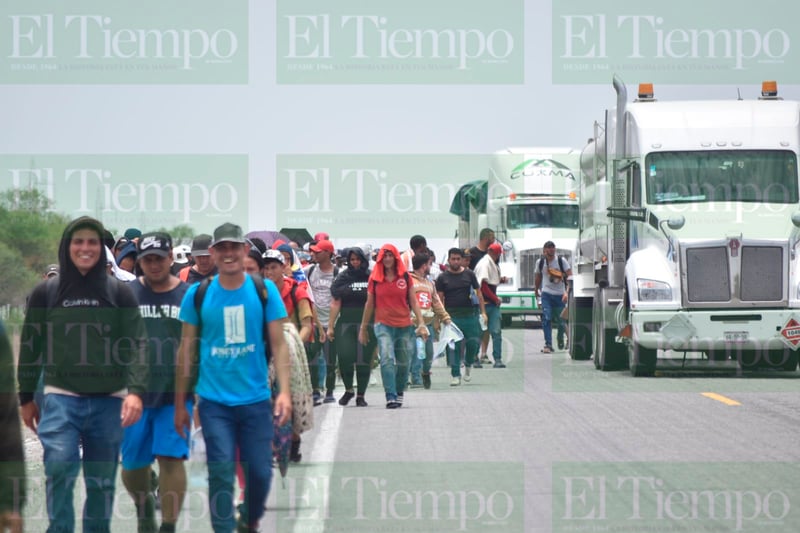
[212,223,246,247]
[191,234,213,257]
[137,232,172,258]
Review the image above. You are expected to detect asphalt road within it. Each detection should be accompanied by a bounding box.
[19,319,800,532]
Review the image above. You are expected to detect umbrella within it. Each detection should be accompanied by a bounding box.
[245,230,290,250]
[273,414,293,488]
[279,227,314,246]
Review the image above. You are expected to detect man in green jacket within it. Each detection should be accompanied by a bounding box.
[18,216,148,533]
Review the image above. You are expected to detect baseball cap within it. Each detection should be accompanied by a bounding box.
[191,234,213,257]
[123,228,142,240]
[314,232,330,241]
[212,223,246,247]
[310,239,335,254]
[488,243,503,254]
[137,232,172,258]
[262,249,285,265]
[44,264,59,278]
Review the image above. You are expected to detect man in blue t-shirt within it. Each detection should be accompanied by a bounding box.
[174,223,292,533]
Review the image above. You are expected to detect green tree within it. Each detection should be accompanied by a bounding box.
[0,189,69,306]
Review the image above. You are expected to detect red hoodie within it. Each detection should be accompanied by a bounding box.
[368,244,412,327]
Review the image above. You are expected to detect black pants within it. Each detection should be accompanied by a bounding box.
[334,321,376,396]
[306,334,338,393]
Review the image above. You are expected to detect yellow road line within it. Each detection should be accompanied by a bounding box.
[701,392,741,406]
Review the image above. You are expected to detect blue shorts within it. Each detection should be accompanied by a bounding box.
[121,401,193,471]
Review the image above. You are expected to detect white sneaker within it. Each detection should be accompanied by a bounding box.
[450,376,461,386]
[464,366,471,382]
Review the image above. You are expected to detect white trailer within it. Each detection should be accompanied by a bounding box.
[451,148,580,326]
[570,76,800,375]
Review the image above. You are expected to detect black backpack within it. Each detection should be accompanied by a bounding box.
[45,275,122,309]
[537,256,568,286]
[194,273,272,363]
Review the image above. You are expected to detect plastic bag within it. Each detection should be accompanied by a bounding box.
[189,425,206,463]
[432,322,464,359]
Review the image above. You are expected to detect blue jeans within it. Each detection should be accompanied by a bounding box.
[198,398,274,533]
[410,324,434,383]
[486,304,503,360]
[448,314,481,377]
[373,323,414,401]
[541,291,566,348]
[37,393,123,533]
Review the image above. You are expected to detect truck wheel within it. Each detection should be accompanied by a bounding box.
[629,343,657,377]
[764,349,798,371]
[736,350,760,371]
[501,314,512,328]
[568,291,592,360]
[592,287,626,371]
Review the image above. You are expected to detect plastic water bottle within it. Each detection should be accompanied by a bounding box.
[416,336,426,360]
[479,314,488,331]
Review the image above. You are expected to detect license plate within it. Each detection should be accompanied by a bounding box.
[724,331,748,343]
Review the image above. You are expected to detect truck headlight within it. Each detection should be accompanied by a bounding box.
[637,279,672,302]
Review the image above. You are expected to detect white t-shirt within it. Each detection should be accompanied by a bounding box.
[537,256,570,296]
[473,254,501,286]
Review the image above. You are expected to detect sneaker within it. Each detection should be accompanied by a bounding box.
[450,376,461,386]
[135,492,157,533]
[386,400,400,409]
[356,395,368,407]
[493,360,507,368]
[557,339,565,350]
[472,361,483,368]
[480,354,492,364]
[541,345,553,354]
[396,394,404,407]
[312,391,322,406]
[464,366,471,382]
[236,517,259,533]
[290,438,302,463]
[422,373,431,389]
[409,382,423,389]
[338,391,355,406]
[323,392,336,404]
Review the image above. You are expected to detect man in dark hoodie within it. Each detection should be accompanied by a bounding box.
[17,216,148,533]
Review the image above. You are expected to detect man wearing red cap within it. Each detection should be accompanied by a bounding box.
[304,239,339,404]
[473,242,507,368]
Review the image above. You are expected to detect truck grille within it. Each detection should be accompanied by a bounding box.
[519,249,572,290]
[683,243,785,307]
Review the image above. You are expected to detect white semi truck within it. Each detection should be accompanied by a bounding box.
[451,148,580,326]
[570,76,800,375]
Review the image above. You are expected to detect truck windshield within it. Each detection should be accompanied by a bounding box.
[646,150,799,205]
[506,204,579,229]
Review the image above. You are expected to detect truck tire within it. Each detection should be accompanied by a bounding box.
[592,287,626,371]
[764,349,798,371]
[568,291,592,360]
[629,343,657,377]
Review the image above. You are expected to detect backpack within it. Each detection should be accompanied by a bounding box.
[194,273,272,363]
[538,256,567,285]
[306,263,339,282]
[45,275,122,309]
